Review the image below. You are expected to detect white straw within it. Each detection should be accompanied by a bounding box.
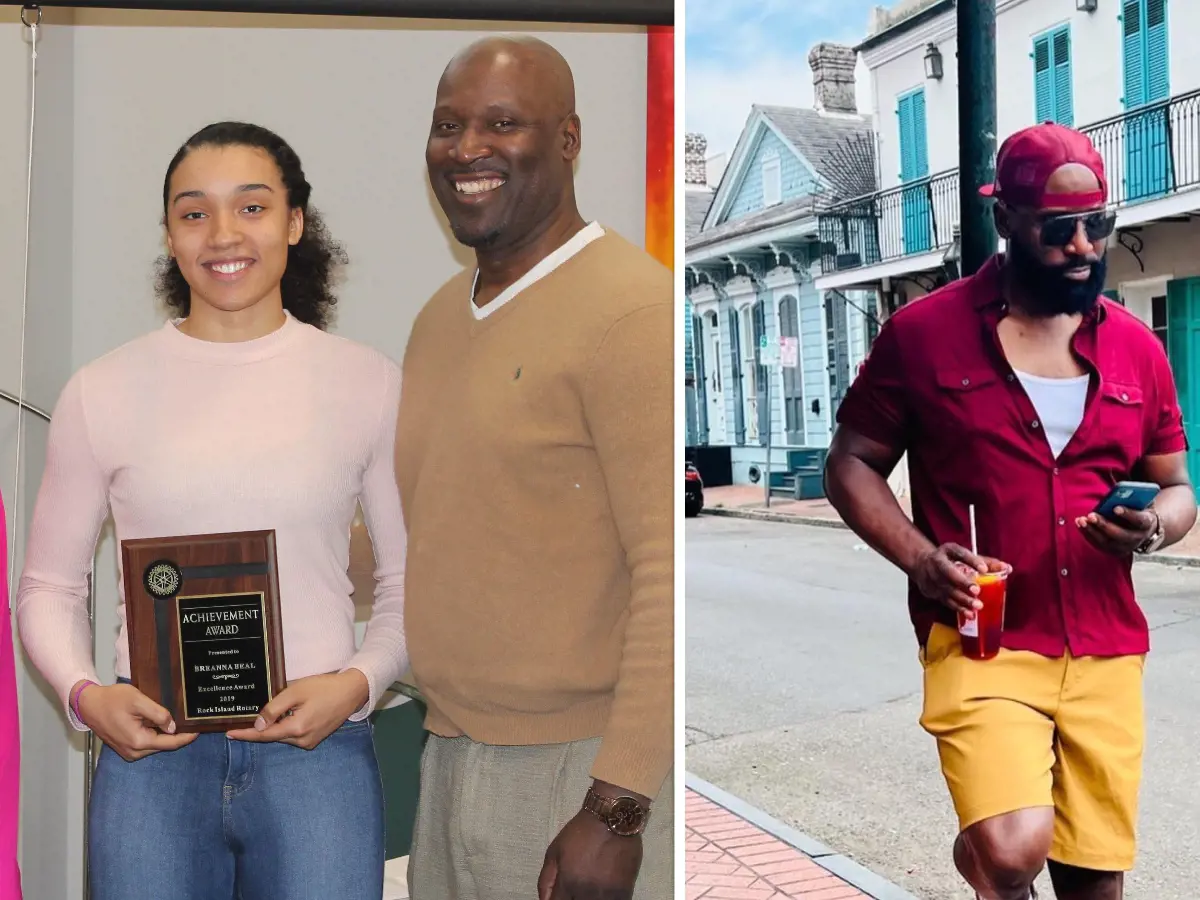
[969,504,978,556]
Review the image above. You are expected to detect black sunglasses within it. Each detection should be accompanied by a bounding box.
[1036,210,1117,248]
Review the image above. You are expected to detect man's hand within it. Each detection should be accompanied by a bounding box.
[538,782,646,900]
[911,544,1010,617]
[76,681,199,761]
[1075,506,1159,557]
[224,669,370,750]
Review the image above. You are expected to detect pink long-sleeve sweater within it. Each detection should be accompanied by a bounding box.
[16,312,407,728]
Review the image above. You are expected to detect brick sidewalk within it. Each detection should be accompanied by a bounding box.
[686,789,870,900]
[701,484,1200,561]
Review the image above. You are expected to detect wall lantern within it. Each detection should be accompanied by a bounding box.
[924,43,944,80]
[1076,0,1098,11]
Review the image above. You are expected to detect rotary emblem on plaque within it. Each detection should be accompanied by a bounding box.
[144,560,182,598]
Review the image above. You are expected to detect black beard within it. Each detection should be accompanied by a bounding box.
[1006,238,1108,316]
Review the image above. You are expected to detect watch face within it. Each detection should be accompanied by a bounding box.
[606,797,647,836]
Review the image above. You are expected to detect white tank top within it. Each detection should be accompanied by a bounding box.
[1014,369,1090,458]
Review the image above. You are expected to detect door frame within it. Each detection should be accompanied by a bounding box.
[777,293,805,446]
[700,308,726,445]
[1166,276,1200,486]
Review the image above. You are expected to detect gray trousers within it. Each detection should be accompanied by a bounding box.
[408,734,673,899]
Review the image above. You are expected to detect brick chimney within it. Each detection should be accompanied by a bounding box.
[685,133,708,186]
[808,42,858,114]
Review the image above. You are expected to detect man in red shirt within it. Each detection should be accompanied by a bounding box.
[825,122,1195,900]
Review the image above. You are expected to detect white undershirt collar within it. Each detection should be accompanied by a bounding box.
[470,221,605,320]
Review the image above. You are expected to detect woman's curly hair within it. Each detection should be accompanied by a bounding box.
[154,121,347,331]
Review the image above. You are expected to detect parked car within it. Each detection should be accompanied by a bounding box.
[685,462,704,517]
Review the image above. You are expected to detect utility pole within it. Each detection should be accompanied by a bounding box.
[957,0,999,277]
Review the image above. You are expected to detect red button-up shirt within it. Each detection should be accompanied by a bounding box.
[836,255,1188,657]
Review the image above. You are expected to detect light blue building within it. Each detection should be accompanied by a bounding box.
[684,44,882,490]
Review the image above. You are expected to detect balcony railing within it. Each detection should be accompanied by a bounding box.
[1086,88,1200,207]
[818,88,1200,276]
[817,169,959,276]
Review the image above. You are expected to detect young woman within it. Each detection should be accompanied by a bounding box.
[16,122,406,900]
[1,492,21,900]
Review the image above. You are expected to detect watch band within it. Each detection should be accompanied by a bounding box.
[582,787,649,837]
[1136,511,1165,555]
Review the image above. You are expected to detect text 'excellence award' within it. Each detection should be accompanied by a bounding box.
[121,530,286,733]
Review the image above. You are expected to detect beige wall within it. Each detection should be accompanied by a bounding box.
[0,9,649,896]
[1108,221,1200,286]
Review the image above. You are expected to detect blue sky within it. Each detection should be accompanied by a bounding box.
[686,0,880,161]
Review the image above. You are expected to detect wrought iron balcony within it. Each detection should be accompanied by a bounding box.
[1086,88,1200,206]
[817,169,959,276]
[817,87,1200,276]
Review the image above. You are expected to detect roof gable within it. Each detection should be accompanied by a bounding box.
[702,105,873,232]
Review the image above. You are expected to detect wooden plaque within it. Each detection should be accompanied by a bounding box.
[121,530,286,733]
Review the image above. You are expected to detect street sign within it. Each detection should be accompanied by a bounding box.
[758,334,779,367]
[779,336,798,369]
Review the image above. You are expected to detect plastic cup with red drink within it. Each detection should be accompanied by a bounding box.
[957,563,1011,660]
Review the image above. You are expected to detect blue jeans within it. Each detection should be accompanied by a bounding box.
[88,715,384,900]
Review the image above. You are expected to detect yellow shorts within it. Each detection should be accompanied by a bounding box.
[918,622,1146,871]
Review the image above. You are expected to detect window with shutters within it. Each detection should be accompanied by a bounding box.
[741,305,758,442]
[1123,0,1170,109]
[897,88,929,184]
[778,295,804,444]
[1122,0,1171,201]
[1033,26,1074,126]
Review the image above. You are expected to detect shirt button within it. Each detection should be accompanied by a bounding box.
[1058,517,1066,525]
[1061,568,1069,577]
[1006,374,1015,382]
[1032,420,1041,429]
[1053,467,1059,475]
[962,377,970,386]
[1121,392,1129,401]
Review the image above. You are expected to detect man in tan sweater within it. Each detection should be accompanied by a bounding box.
[395,35,674,900]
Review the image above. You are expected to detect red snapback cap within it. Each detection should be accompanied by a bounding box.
[978,121,1108,209]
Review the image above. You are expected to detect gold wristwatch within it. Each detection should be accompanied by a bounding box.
[582,787,649,837]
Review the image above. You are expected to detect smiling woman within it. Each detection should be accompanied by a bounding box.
[155,121,348,334]
[15,119,410,900]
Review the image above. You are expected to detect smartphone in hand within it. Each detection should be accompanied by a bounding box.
[1093,481,1161,520]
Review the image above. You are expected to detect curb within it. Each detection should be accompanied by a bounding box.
[700,507,1200,569]
[685,773,921,900]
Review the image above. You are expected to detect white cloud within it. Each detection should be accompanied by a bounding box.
[685,54,875,161]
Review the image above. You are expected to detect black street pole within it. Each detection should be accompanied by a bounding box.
[957,0,998,277]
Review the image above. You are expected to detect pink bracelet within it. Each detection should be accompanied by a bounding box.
[70,680,98,721]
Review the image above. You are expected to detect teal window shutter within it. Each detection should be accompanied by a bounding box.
[1052,28,1074,125]
[1034,36,1053,121]
[1123,0,1145,108]
[911,89,929,177]
[1034,27,1073,125]
[898,94,915,181]
[1146,0,1169,102]
[897,89,929,182]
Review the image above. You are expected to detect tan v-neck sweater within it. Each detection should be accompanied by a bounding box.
[394,229,674,799]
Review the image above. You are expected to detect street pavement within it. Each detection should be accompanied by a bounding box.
[686,515,1200,900]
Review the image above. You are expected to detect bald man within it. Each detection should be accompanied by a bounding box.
[394,36,674,900]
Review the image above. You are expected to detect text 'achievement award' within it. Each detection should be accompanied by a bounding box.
[121,530,286,733]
